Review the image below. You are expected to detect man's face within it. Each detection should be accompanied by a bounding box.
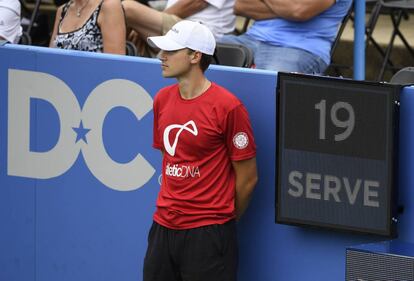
[158,49,195,78]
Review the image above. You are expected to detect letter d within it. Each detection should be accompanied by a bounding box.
[8,70,81,179]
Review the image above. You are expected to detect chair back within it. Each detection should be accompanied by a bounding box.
[330,1,354,57]
[390,66,414,85]
[325,1,354,75]
[19,31,32,45]
[212,43,254,68]
[125,41,137,56]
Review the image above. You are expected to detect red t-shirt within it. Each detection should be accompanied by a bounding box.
[153,82,256,229]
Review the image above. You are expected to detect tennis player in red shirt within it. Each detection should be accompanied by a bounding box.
[145,20,258,281]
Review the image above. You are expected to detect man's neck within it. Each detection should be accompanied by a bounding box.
[177,70,210,100]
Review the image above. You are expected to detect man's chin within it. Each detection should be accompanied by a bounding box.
[162,72,174,78]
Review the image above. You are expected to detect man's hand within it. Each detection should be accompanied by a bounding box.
[128,30,140,46]
[164,0,209,19]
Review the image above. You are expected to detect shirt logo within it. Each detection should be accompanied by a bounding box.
[163,120,198,156]
[233,132,249,149]
[165,163,201,178]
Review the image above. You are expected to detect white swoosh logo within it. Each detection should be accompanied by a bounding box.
[163,120,198,156]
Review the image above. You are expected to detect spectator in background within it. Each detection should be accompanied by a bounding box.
[122,0,235,56]
[219,0,353,73]
[0,0,22,44]
[49,0,126,54]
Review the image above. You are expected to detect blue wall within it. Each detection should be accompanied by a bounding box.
[0,45,413,281]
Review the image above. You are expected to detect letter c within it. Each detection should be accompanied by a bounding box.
[81,79,155,191]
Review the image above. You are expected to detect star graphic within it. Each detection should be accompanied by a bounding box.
[72,121,91,144]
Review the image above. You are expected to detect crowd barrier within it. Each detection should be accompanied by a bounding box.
[1,44,413,281]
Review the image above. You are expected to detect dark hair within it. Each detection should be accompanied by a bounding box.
[188,49,214,72]
[199,53,213,72]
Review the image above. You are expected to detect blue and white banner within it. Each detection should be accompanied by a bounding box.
[3,44,414,281]
[0,45,276,281]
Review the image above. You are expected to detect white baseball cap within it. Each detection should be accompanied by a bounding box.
[147,20,216,55]
[0,0,22,43]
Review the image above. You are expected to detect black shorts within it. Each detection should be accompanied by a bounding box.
[143,220,238,281]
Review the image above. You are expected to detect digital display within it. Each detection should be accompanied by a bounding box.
[276,72,400,236]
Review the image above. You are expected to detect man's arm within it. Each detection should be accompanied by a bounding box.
[234,0,277,20]
[263,0,335,21]
[122,0,208,40]
[234,0,335,21]
[232,157,258,220]
[164,0,209,19]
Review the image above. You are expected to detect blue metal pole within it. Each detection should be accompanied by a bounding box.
[354,0,366,80]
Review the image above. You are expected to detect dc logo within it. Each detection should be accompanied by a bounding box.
[7,69,155,191]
